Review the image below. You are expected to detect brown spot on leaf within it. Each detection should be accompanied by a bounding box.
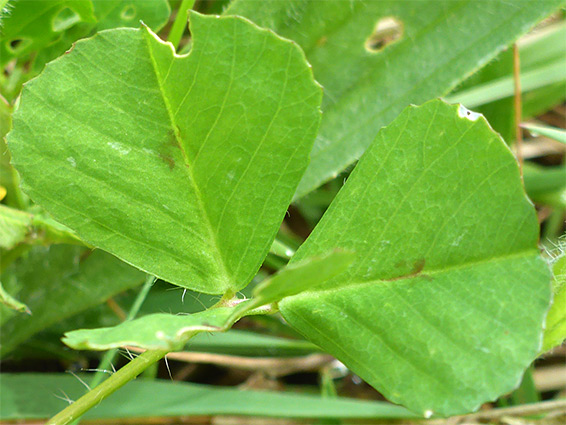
[166,128,179,149]
[411,258,426,275]
[385,258,427,282]
[159,153,175,170]
[316,36,328,47]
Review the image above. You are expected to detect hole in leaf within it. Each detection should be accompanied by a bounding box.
[120,5,136,21]
[364,16,403,52]
[6,38,31,54]
[52,7,81,32]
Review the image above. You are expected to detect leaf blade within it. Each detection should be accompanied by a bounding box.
[0,373,417,420]
[279,100,551,416]
[8,13,322,294]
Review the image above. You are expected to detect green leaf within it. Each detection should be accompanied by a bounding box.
[446,21,566,142]
[91,0,170,31]
[62,306,240,351]
[0,281,29,314]
[543,254,566,352]
[0,0,96,67]
[251,250,355,307]
[445,60,566,108]
[0,204,80,249]
[522,123,566,144]
[523,163,566,208]
[0,373,416,420]
[30,0,171,75]
[8,12,322,294]
[269,238,295,259]
[0,245,145,357]
[279,100,551,417]
[227,0,564,198]
[188,329,318,357]
[0,204,31,249]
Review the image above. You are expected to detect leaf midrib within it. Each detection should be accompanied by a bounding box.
[144,30,233,292]
[293,250,542,298]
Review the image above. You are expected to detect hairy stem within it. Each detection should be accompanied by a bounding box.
[46,348,168,425]
[89,276,156,389]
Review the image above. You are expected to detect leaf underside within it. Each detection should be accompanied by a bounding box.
[8,12,322,294]
[280,100,551,417]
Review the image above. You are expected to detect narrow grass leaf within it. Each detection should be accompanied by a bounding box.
[0,373,416,420]
[522,123,566,144]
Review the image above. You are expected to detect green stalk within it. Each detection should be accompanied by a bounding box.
[47,348,169,425]
[89,275,156,389]
[54,276,157,425]
[168,0,195,50]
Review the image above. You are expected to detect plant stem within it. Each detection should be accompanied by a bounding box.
[168,0,195,50]
[462,399,566,421]
[89,275,156,389]
[513,43,523,177]
[47,348,169,425]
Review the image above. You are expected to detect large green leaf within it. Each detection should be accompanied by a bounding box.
[279,100,551,417]
[0,373,416,420]
[227,0,564,198]
[0,245,145,357]
[8,12,322,294]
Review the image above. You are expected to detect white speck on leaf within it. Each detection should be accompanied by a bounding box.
[458,105,480,121]
[66,157,76,167]
[451,234,464,246]
[108,141,131,155]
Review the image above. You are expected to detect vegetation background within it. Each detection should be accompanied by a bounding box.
[1,0,565,424]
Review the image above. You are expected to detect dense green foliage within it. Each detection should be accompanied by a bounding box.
[1,0,565,423]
